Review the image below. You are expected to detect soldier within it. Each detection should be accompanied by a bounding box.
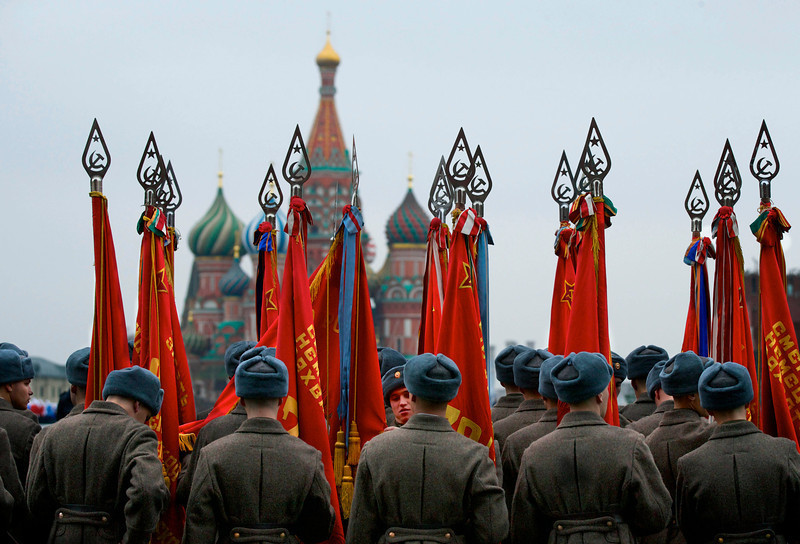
[626,360,673,437]
[511,351,671,544]
[27,366,169,543]
[348,353,508,544]
[610,351,634,427]
[676,362,800,542]
[382,364,410,427]
[196,340,256,420]
[177,345,273,506]
[0,427,25,542]
[492,345,530,423]
[183,350,335,544]
[620,345,669,422]
[645,351,714,544]
[378,347,407,427]
[501,354,561,511]
[0,349,39,487]
[28,346,91,479]
[493,348,551,454]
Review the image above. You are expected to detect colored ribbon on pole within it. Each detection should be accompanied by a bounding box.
[681,236,714,356]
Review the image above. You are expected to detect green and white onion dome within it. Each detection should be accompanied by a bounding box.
[188,187,244,257]
[241,210,289,255]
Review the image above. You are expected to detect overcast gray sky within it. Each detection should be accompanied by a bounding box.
[2,1,800,366]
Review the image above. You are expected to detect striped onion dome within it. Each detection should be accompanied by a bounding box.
[183,313,210,356]
[241,210,289,255]
[219,251,250,297]
[386,188,429,245]
[188,187,244,257]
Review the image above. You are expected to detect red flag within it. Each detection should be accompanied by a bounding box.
[275,197,345,544]
[436,209,495,460]
[681,236,715,355]
[563,194,619,425]
[752,206,800,448]
[255,222,281,337]
[419,218,450,354]
[86,193,131,406]
[711,206,759,423]
[132,206,186,543]
[548,224,578,356]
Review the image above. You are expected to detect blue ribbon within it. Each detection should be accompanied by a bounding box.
[258,230,274,253]
[337,206,363,442]
[475,227,493,401]
[696,262,710,357]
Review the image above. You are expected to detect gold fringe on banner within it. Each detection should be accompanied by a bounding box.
[334,428,346,487]
[340,465,354,519]
[347,421,361,465]
[178,432,196,453]
[309,231,342,300]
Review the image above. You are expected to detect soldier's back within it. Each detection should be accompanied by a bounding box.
[501,408,557,509]
[619,393,656,422]
[512,411,671,544]
[493,399,545,453]
[492,393,523,423]
[347,413,508,544]
[26,400,169,543]
[0,398,40,486]
[676,421,800,543]
[183,417,334,544]
[626,400,674,437]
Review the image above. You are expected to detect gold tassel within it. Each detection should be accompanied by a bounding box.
[347,421,361,466]
[334,429,346,488]
[340,465,354,519]
[178,432,196,453]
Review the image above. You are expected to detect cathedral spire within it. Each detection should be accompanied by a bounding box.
[308,30,348,171]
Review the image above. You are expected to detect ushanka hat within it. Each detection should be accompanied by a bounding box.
[626,345,669,380]
[513,349,554,390]
[382,365,406,405]
[698,362,753,411]
[495,345,530,385]
[405,353,461,403]
[660,351,705,397]
[224,341,258,379]
[538,355,563,401]
[0,349,34,385]
[103,366,164,415]
[65,347,90,387]
[234,348,289,400]
[551,352,612,404]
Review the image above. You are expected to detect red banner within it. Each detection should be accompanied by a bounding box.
[563,194,619,426]
[419,218,450,354]
[548,224,577,356]
[752,206,800,449]
[681,236,714,355]
[275,197,345,544]
[86,193,132,406]
[133,206,187,543]
[436,209,494,460]
[255,223,281,337]
[711,206,759,423]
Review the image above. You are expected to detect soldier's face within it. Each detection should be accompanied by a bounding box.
[9,379,32,410]
[390,388,411,425]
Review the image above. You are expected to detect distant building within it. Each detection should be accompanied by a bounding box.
[30,357,68,404]
[181,34,426,407]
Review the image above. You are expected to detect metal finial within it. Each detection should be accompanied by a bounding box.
[551,151,577,223]
[467,145,493,218]
[713,139,742,208]
[428,156,453,222]
[750,120,779,203]
[281,125,311,198]
[577,118,611,197]
[82,119,111,192]
[685,170,709,234]
[445,128,474,210]
[137,132,165,206]
[156,159,182,227]
[350,136,359,206]
[259,163,283,226]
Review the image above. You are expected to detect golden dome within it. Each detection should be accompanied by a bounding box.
[316,31,340,67]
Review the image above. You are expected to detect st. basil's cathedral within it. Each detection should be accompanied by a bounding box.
[181,33,430,407]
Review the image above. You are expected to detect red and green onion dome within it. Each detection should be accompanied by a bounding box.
[219,248,250,297]
[183,312,210,356]
[385,188,429,245]
[188,186,244,257]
